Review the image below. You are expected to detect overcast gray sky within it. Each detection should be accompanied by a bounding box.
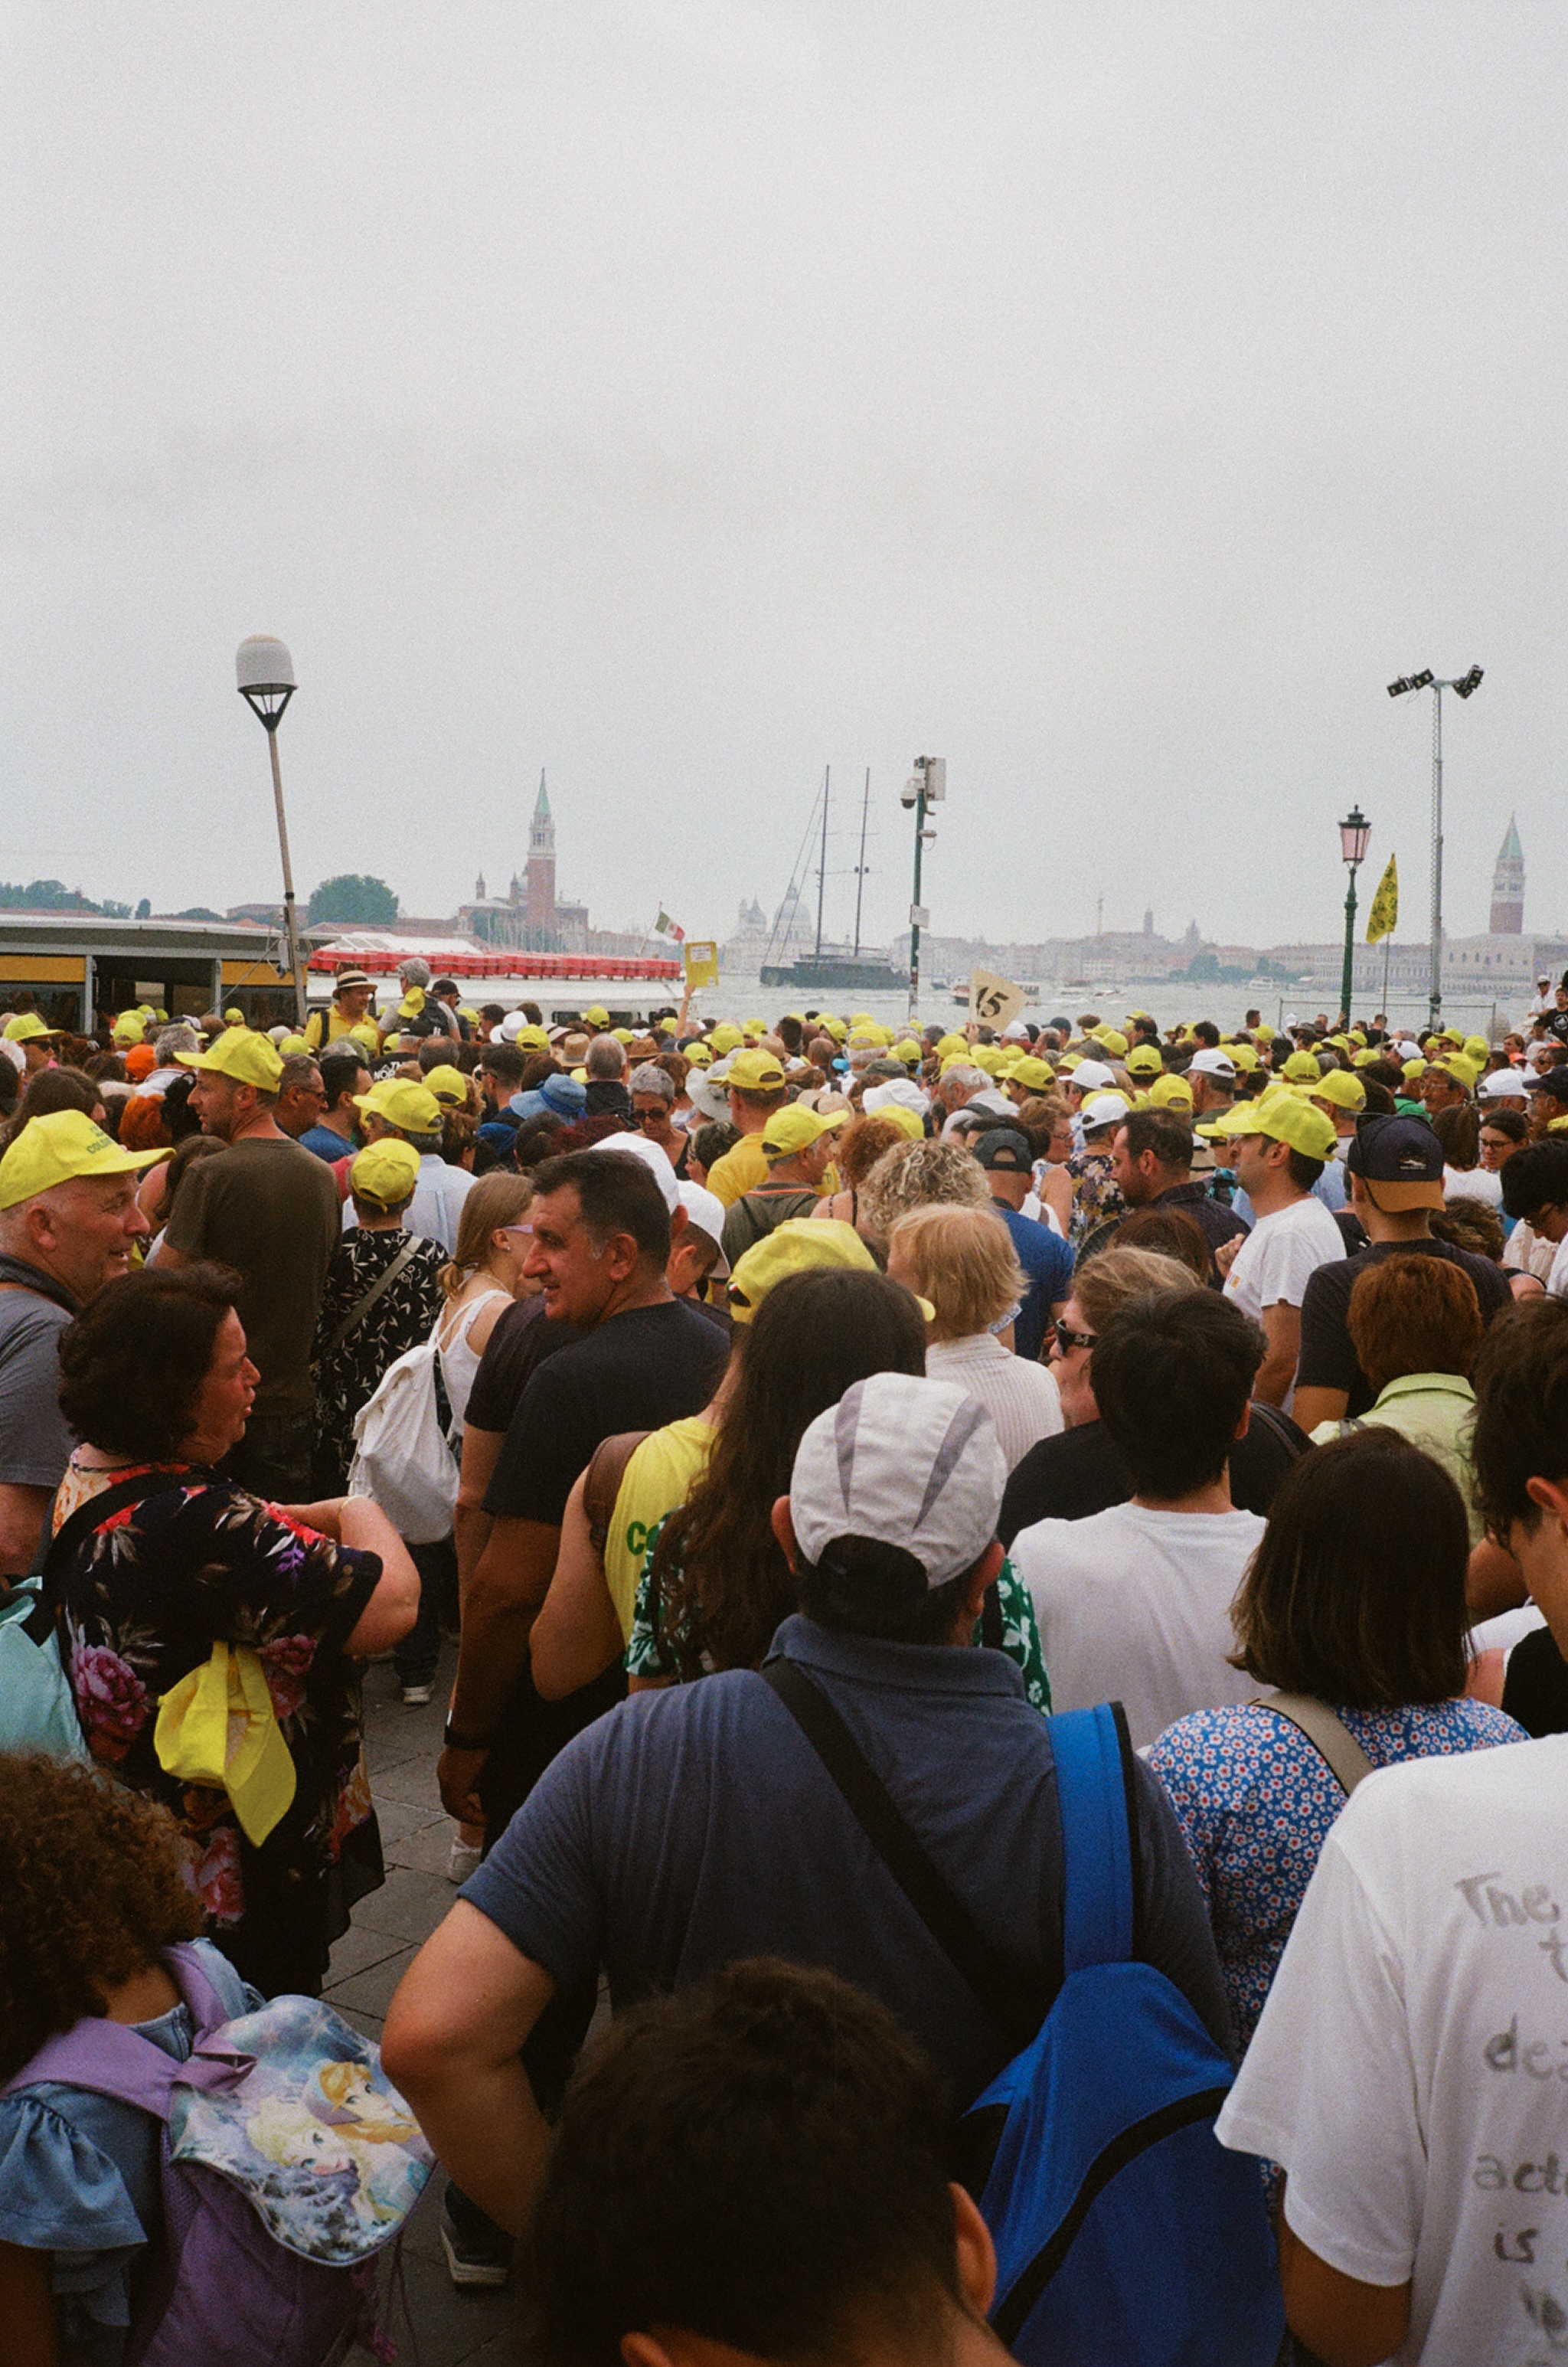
[5,2,1563,951]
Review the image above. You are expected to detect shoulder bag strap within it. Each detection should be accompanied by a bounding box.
[322,1239,420,1357]
[1243,1397,1311,1458]
[760,1656,1043,2050]
[1261,1692,1374,1796]
[582,1430,652,1554]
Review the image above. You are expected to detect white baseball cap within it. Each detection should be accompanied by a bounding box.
[675,1179,730,1276]
[1080,1091,1131,1133]
[864,1077,929,1119]
[1069,1058,1116,1093]
[789,1374,1006,1590]
[1478,1069,1528,1102]
[1189,1048,1236,1081]
[591,1132,679,1212]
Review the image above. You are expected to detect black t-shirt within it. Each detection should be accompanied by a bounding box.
[998,1409,1305,1548]
[1502,1627,1568,1739]
[464,1296,584,1436]
[1295,1237,1512,1416]
[485,1300,730,1527]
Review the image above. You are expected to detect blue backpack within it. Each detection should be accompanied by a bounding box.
[763,1668,1283,2365]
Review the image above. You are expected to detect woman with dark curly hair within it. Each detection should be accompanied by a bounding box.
[47,1264,419,1999]
[0,1753,259,2362]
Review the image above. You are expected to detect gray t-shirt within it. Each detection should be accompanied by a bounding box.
[0,1283,74,1495]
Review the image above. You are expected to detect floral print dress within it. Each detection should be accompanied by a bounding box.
[311,1226,447,1493]
[51,1460,384,1993]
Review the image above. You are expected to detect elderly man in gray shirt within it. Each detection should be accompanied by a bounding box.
[0,1110,164,1573]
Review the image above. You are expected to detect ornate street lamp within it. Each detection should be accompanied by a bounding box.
[1338,805,1371,1024]
[236,635,307,1024]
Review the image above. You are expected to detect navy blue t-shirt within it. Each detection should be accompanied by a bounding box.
[995,1204,1074,1364]
[462,1615,1231,2107]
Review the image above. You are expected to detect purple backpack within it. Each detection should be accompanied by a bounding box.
[0,1946,384,2366]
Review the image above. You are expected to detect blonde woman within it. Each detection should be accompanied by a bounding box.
[435,1171,537,1432]
[886,1204,1064,1469]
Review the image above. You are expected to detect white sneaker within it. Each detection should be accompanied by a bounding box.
[400,1682,433,1707]
[447,1837,483,1884]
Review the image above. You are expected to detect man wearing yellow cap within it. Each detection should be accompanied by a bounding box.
[3,1012,64,1077]
[705,1049,791,1208]
[0,1111,165,1572]
[158,1029,341,1498]
[1210,1094,1346,1410]
[354,1077,475,1254]
[721,1106,847,1267]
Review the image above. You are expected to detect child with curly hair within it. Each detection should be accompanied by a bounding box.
[0,1753,260,2365]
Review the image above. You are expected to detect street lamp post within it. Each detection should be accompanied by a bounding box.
[1387,665,1483,1032]
[236,636,308,1027]
[1338,806,1371,1024]
[900,757,946,1022]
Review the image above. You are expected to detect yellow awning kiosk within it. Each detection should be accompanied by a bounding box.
[0,915,298,1035]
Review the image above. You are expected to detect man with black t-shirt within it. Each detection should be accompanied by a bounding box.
[441,1149,728,1839]
[1292,1115,1511,1433]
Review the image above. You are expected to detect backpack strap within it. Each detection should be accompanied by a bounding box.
[760,1656,1044,2052]
[1050,1702,1137,1975]
[322,1239,421,1357]
[583,1430,652,1554]
[1243,1397,1311,1458]
[23,1472,192,1644]
[1259,1692,1374,1796]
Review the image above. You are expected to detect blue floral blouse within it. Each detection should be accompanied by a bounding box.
[1148,1696,1524,2050]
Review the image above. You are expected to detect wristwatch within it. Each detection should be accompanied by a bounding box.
[443,1721,493,1752]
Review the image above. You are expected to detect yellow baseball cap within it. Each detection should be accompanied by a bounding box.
[423,1064,469,1107]
[397,987,426,1018]
[1008,1054,1054,1091]
[1097,1028,1129,1058]
[1440,1053,1481,1090]
[936,1033,968,1059]
[4,1013,60,1044]
[349,1138,422,1208]
[1352,1046,1382,1069]
[822,1017,848,1043]
[111,1014,145,1045]
[353,1078,443,1134]
[583,1005,610,1028]
[512,1024,549,1050]
[177,1027,284,1091]
[1282,1050,1321,1083]
[874,1102,926,1142]
[612,1027,635,1045]
[224,1007,244,1025]
[970,1045,1005,1076]
[658,1015,680,1035]
[893,1038,923,1066]
[684,1041,713,1066]
[1123,1045,1162,1077]
[709,1023,743,1054]
[1463,1035,1489,1064]
[348,1022,382,1053]
[1148,1073,1194,1110]
[1206,1089,1338,1162]
[0,1109,169,1211]
[726,1048,786,1091]
[277,1035,311,1058]
[727,1217,884,1322]
[1312,1070,1366,1113]
[761,1104,848,1159]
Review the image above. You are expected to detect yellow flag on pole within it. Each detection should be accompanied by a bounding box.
[1365,854,1399,945]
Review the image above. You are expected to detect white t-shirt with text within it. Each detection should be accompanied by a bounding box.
[1011,1500,1266,1747]
[1217,1736,1563,2367]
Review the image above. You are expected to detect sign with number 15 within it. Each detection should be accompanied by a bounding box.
[969,969,1025,1031]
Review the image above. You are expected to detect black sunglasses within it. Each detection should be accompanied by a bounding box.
[1052,1318,1096,1355]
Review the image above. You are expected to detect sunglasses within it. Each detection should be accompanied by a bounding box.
[1053,1319,1096,1355]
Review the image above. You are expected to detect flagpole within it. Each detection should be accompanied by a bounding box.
[1383,933,1391,1020]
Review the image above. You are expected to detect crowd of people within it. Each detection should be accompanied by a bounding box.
[5,957,1568,2362]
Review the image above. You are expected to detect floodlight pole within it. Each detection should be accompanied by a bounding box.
[236,636,308,1025]
[1387,666,1481,1032]
[908,767,928,1024]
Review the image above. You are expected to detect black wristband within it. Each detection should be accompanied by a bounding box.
[443,1721,493,1752]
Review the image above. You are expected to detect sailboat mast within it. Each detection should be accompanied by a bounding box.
[815,766,829,960]
[853,767,870,956]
